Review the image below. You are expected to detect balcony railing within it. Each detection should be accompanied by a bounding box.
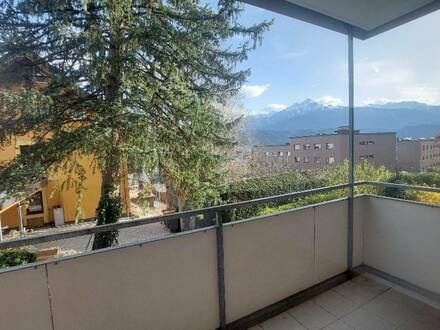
[0,181,439,330]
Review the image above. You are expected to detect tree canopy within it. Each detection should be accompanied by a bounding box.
[0,0,271,247]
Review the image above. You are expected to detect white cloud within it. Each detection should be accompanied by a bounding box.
[361,98,394,106]
[315,96,343,107]
[241,84,270,98]
[356,60,413,88]
[353,58,440,106]
[267,103,287,111]
[399,85,440,105]
[361,87,440,106]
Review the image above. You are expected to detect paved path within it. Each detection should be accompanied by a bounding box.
[32,221,171,254]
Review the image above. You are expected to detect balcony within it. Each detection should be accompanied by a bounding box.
[0,183,439,330]
[1,2,440,329]
[254,275,440,330]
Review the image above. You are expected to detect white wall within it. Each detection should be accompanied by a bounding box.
[47,230,219,330]
[0,198,356,330]
[362,196,440,295]
[223,199,351,322]
[0,266,53,330]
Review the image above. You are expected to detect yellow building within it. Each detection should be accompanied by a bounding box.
[0,134,131,230]
[0,56,130,231]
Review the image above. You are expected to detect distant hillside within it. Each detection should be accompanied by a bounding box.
[244,100,440,145]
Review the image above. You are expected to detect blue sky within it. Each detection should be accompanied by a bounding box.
[230,3,440,114]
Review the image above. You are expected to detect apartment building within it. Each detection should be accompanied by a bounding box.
[252,127,396,171]
[397,138,440,172]
[0,56,131,230]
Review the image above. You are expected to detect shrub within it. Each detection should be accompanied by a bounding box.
[223,161,394,219]
[222,170,326,221]
[0,248,36,269]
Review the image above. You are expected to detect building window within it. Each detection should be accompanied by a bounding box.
[327,157,335,164]
[304,156,310,163]
[294,156,301,163]
[287,151,291,156]
[19,145,33,155]
[314,143,322,150]
[278,151,283,156]
[294,144,301,150]
[326,143,334,150]
[304,144,311,150]
[314,156,321,163]
[26,191,44,215]
[359,140,375,145]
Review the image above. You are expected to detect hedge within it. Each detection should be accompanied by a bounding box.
[221,170,326,221]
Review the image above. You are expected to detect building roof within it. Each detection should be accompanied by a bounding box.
[242,0,440,39]
[253,143,289,148]
[288,131,396,139]
[398,137,436,142]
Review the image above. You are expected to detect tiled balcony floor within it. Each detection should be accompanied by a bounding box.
[249,274,440,330]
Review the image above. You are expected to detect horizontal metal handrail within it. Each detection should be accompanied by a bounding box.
[361,181,440,193]
[1,180,439,250]
[0,183,350,249]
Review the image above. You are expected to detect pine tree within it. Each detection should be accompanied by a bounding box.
[0,1,270,248]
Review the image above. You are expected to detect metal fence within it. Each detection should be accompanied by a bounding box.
[1,180,440,329]
[1,180,440,251]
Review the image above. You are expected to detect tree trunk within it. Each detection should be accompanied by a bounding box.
[178,196,195,231]
[92,154,122,250]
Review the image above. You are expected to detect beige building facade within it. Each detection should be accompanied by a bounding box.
[252,128,396,171]
[397,138,440,172]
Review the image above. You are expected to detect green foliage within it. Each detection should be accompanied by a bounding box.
[383,169,440,203]
[324,160,392,194]
[224,161,395,219]
[0,248,36,269]
[398,171,440,187]
[222,171,326,221]
[0,1,271,247]
[92,187,122,250]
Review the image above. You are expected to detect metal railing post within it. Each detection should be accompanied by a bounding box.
[347,31,355,272]
[215,211,227,329]
[18,204,25,237]
[0,214,3,242]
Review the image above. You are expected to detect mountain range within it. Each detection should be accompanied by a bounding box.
[243,100,440,145]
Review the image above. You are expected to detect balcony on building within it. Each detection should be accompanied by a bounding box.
[1,1,440,330]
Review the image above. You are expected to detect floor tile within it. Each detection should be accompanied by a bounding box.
[351,275,390,294]
[314,289,359,318]
[397,314,440,330]
[259,312,306,330]
[363,295,415,326]
[341,307,395,330]
[333,281,378,305]
[380,289,427,312]
[288,301,337,330]
[410,304,440,328]
[322,320,354,330]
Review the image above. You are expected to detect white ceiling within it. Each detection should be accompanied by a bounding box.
[286,0,435,31]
